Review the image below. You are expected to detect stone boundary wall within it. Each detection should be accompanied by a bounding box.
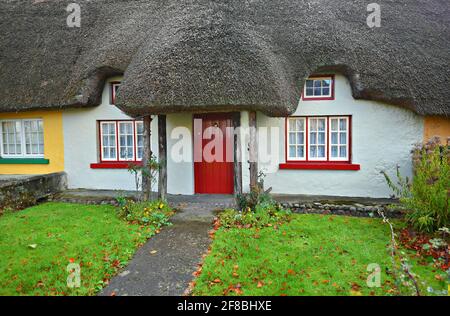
[0,172,67,211]
[279,201,403,218]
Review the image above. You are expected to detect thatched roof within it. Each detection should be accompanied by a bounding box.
[0,0,449,117]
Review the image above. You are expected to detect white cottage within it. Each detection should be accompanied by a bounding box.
[0,1,448,199]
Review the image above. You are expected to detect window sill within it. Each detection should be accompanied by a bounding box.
[279,162,360,170]
[90,162,142,169]
[0,158,49,164]
[302,96,334,101]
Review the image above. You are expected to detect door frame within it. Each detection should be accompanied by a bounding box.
[192,112,241,195]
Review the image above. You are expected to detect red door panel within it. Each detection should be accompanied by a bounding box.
[194,113,234,194]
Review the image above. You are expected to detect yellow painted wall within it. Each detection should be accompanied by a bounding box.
[0,111,64,174]
[424,116,450,144]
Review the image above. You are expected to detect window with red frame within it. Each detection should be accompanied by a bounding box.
[302,75,334,100]
[99,120,144,162]
[286,116,350,162]
[110,82,121,105]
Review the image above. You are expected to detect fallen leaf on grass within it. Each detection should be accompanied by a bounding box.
[257,281,264,288]
[150,250,157,254]
[28,244,37,249]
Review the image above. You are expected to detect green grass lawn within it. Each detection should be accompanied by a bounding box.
[0,202,152,296]
[193,214,447,296]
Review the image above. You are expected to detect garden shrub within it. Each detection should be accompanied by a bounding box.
[222,190,291,228]
[228,171,292,228]
[116,199,174,228]
[382,138,449,233]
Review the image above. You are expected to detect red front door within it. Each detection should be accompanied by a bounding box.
[194,113,234,194]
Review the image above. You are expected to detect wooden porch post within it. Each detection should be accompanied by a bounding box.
[142,115,152,201]
[158,115,167,200]
[248,111,258,191]
[233,112,242,196]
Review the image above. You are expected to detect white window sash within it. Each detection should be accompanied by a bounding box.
[0,119,44,158]
[118,121,135,161]
[135,121,144,161]
[328,116,349,161]
[99,121,118,161]
[286,118,306,161]
[303,76,333,99]
[111,83,121,105]
[99,120,145,162]
[308,117,328,161]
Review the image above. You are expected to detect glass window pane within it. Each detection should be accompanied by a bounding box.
[102,124,109,134]
[331,119,338,131]
[340,146,347,157]
[322,80,331,87]
[136,122,143,134]
[306,87,314,96]
[289,132,296,145]
[313,80,321,88]
[310,146,317,158]
[306,80,313,88]
[322,87,330,96]
[297,146,304,158]
[340,132,347,145]
[289,145,296,157]
[340,119,347,130]
[318,146,325,157]
[331,132,338,144]
[314,87,321,96]
[289,120,295,131]
[318,132,325,144]
[310,132,316,144]
[317,119,325,131]
[296,119,304,131]
[331,146,338,157]
[297,132,304,144]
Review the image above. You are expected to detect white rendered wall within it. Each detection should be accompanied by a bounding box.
[166,113,195,195]
[63,77,159,191]
[257,74,424,198]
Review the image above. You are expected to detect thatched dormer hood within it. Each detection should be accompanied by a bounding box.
[0,0,449,117]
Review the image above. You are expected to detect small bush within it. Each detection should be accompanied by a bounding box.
[382,139,449,233]
[219,203,292,229]
[116,199,174,228]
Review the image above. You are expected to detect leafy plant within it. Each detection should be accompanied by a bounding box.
[127,154,160,201]
[382,139,449,233]
[116,199,174,228]
[219,206,291,229]
[229,170,292,228]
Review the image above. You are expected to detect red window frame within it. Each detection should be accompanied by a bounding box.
[280,115,360,170]
[301,75,335,101]
[91,119,144,169]
[110,82,121,105]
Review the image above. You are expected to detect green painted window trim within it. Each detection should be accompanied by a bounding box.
[0,158,50,164]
